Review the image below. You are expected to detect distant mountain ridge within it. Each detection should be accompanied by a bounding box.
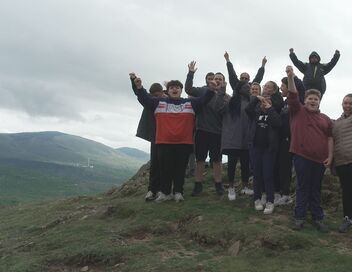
[0,131,148,205]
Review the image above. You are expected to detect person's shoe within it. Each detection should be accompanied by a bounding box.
[215,182,225,196]
[313,220,329,233]
[145,191,155,201]
[241,186,254,196]
[191,182,203,197]
[338,216,352,233]
[273,193,281,205]
[155,192,174,203]
[292,219,305,230]
[228,187,236,201]
[261,194,267,206]
[275,195,293,206]
[174,192,184,203]
[263,202,275,214]
[254,199,264,211]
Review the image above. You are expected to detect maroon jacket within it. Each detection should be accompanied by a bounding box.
[287,92,332,163]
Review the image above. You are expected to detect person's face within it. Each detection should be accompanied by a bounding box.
[304,94,320,112]
[240,73,250,82]
[250,85,261,96]
[310,56,319,64]
[167,85,182,99]
[214,74,225,89]
[260,95,272,111]
[263,81,275,96]
[342,96,352,116]
[206,75,214,86]
[280,83,288,97]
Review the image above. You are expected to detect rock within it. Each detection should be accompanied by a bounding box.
[228,240,241,256]
[80,266,89,272]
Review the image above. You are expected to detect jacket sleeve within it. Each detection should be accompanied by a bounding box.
[136,88,159,111]
[294,76,305,104]
[214,92,230,115]
[289,52,307,74]
[287,91,302,115]
[322,52,340,74]
[130,78,138,95]
[191,89,215,113]
[245,96,260,120]
[270,92,284,113]
[252,67,265,84]
[267,107,282,128]
[226,61,240,91]
[185,71,205,97]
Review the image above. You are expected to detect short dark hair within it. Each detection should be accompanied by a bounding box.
[149,83,163,94]
[215,72,225,81]
[305,89,321,99]
[166,80,183,90]
[344,93,352,99]
[281,77,288,87]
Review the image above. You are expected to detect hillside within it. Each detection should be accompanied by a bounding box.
[116,147,149,162]
[0,132,148,205]
[0,165,351,271]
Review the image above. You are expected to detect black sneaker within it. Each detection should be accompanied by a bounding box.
[215,182,225,196]
[292,219,305,231]
[338,216,352,233]
[313,220,329,233]
[191,182,203,197]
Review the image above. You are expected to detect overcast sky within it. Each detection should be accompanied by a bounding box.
[0,0,351,152]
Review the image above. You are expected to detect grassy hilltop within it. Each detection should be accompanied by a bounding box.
[0,164,351,272]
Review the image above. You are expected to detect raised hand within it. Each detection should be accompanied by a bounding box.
[208,79,217,91]
[129,72,136,79]
[262,56,267,67]
[335,49,340,55]
[134,77,142,89]
[188,61,198,72]
[224,51,230,62]
[286,65,294,78]
[289,48,294,54]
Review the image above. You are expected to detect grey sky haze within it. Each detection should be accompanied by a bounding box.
[0,0,351,152]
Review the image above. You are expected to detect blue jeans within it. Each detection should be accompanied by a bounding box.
[293,155,325,220]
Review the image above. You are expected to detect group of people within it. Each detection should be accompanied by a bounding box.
[130,48,352,233]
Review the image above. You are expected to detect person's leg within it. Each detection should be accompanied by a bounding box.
[262,149,276,204]
[253,147,264,201]
[337,164,352,219]
[148,142,160,194]
[308,162,325,221]
[279,140,292,196]
[239,149,250,185]
[209,132,223,195]
[293,155,312,220]
[227,152,237,187]
[193,130,208,196]
[173,145,192,195]
[157,144,173,195]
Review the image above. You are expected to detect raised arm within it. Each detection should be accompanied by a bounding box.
[289,48,306,74]
[133,77,159,110]
[286,65,301,114]
[252,56,266,84]
[224,51,240,91]
[245,96,260,119]
[323,50,340,74]
[185,61,205,97]
[293,75,305,104]
[191,80,216,113]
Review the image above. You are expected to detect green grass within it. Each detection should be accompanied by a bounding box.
[0,167,351,271]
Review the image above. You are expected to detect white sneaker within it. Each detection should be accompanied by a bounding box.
[275,195,293,206]
[254,199,264,211]
[241,186,254,195]
[228,188,236,201]
[174,192,184,203]
[155,193,174,202]
[145,191,155,201]
[274,193,281,206]
[261,194,267,206]
[264,202,275,214]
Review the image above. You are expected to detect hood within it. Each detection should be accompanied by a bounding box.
[309,51,321,63]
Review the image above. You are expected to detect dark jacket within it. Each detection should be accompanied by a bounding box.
[185,71,224,134]
[131,78,156,142]
[289,51,340,97]
[226,61,264,91]
[245,97,282,151]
